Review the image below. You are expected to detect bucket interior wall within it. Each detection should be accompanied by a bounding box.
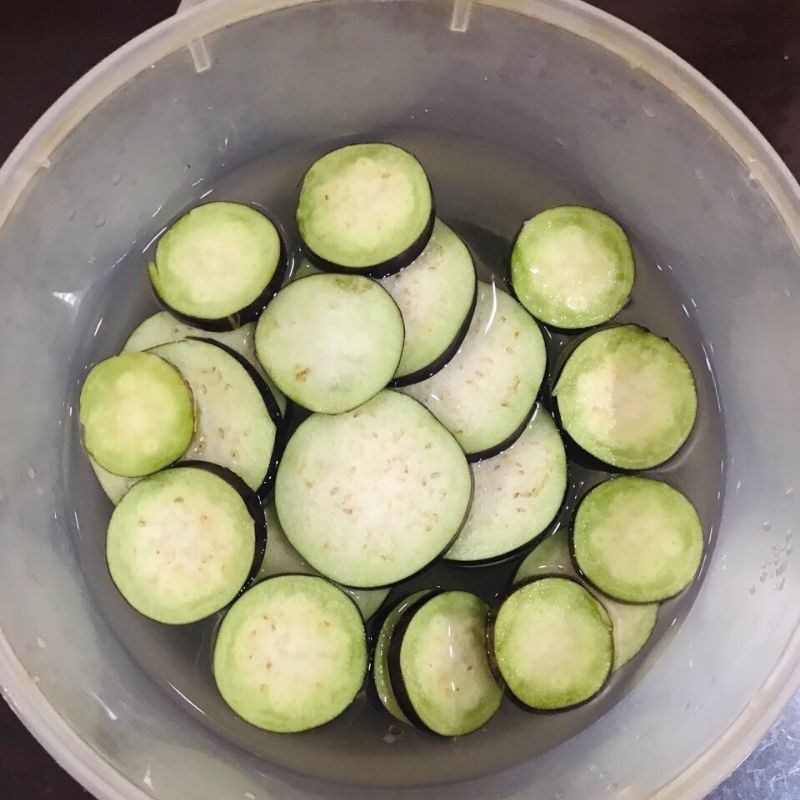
[0,2,798,799]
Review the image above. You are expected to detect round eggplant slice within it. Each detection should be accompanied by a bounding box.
[148,201,286,330]
[511,206,634,329]
[445,406,567,564]
[258,502,388,622]
[489,576,613,712]
[149,338,281,496]
[514,530,658,671]
[402,282,546,461]
[213,575,367,733]
[572,476,703,604]
[372,590,434,724]
[381,219,477,385]
[106,463,265,625]
[297,143,434,276]
[275,391,472,588]
[553,324,697,470]
[255,273,404,414]
[80,351,194,478]
[388,591,502,736]
[123,311,287,413]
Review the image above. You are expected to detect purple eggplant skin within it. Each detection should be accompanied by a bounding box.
[464,393,540,464]
[385,589,447,735]
[388,276,478,389]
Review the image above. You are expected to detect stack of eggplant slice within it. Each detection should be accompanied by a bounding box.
[79,142,703,738]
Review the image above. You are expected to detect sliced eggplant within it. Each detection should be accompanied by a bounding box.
[387,591,503,736]
[150,338,281,496]
[123,311,287,414]
[514,529,658,671]
[297,143,434,277]
[382,220,477,386]
[372,590,434,724]
[255,273,404,414]
[402,282,546,461]
[489,576,613,711]
[572,476,703,603]
[148,201,286,330]
[445,406,567,564]
[275,391,472,588]
[213,574,367,733]
[553,324,697,470]
[511,206,634,329]
[79,351,194,478]
[106,463,265,624]
[258,502,388,621]
[89,459,137,505]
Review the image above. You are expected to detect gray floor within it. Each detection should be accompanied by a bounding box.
[708,695,800,799]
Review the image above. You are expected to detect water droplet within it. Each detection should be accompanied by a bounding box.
[244,793,255,800]
[682,702,692,712]
[94,216,106,228]
[748,584,756,595]
[783,288,792,299]
[67,210,76,221]
[27,466,36,480]
[112,174,121,185]
[735,479,742,493]
[763,520,772,531]
[36,637,46,650]
[778,578,786,591]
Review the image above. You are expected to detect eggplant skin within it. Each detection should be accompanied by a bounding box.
[388,277,478,388]
[186,337,285,499]
[443,528,553,571]
[485,575,614,715]
[302,207,436,280]
[463,393,540,464]
[385,590,446,735]
[150,231,289,333]
[174,460,267,595]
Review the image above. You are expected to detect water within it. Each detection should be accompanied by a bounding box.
[63,129,725,788]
